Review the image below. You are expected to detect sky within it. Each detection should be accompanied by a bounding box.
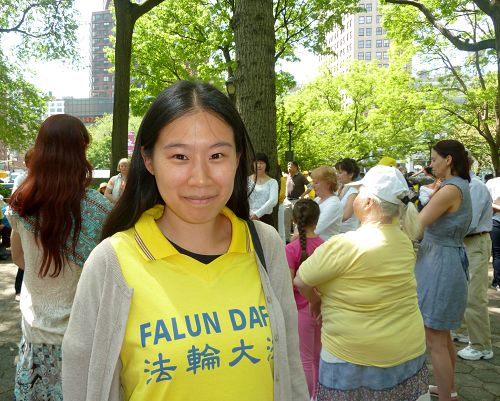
[9,0,320,99]
[22,0,103,98]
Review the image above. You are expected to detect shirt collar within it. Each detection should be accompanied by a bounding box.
[134,205,252,261]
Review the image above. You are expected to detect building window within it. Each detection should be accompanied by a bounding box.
[383,51,389,60]
[376,15,382,23]
[103,76,110,82]
[366,16,372,24]
[359,16,365,24]
[365,3,372,11]
[358,51,364,60]
[365,39,371,48]
[384,39,390,47]
[366,28,372,36]
[376,27,383,35]
[358,39,364,48]
[376,39,382,48]
[376,51,382,60]
[359,28,364,36]
[365,52,372,60]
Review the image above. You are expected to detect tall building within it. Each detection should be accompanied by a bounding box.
[45,97,113,125]
[325,0,391,74]
[90,1,114,98]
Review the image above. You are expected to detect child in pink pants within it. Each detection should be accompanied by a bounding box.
[286,199,323,398]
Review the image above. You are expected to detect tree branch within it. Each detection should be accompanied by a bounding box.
[135,0,167,20]
[0,2,41,33]
[384,0,496,51]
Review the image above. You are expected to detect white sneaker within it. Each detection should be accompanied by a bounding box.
[457,346,494,360]
[451,331,469,344]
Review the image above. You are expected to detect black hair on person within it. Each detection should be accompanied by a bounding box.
[101,80,255,239]
[335,158,360,178]
[432,140,470,182]
[292,199,320,265]
[254,152,270,173]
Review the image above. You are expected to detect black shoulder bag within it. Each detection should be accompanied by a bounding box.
[247,220,267,272]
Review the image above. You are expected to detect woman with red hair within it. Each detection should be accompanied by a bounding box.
[7,114,112,401]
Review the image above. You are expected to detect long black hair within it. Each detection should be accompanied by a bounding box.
[292,199,320,264]
[433,140,470,182]
[102,81,255,239]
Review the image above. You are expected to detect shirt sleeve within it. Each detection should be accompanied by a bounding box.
[255,179,279,218]
[5,207,17,231]
[106,176,116,189]
[315,197,343,237]
[285,241,300,273]
[301,176,309,190]
[298,234,351,286]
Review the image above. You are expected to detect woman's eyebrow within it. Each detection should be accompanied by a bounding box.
[162,141,234,150]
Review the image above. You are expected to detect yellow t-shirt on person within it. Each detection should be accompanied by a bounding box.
[298,222,425,368]
[112,205,274,401]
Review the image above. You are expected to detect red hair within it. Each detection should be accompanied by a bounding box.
[10,114,92,277]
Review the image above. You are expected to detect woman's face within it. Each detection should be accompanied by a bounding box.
[118,161,129,174]
[337,168,353,185]
[430,149,451,179]
[255,160,267,175]
[143,111,240,226]
[312,175,331,199]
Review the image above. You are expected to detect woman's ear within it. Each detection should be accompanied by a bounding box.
[141,147,154,175]
[445,155,453,167]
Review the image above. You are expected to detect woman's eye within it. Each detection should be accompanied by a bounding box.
[210,153,223,160]
[173,154,188,160]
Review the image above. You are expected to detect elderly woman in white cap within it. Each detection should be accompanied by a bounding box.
[294,166,429,401]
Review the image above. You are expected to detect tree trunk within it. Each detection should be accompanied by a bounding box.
[494,12,500,176]
[111,0,135,174]
[233,0,277,178]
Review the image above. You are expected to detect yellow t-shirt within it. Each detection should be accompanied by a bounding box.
[112,206,274,401]
[299,222,425,367]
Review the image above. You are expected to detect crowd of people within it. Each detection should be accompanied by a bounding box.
[2,80,500,401]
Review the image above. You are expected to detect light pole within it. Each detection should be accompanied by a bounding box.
[285,119,294,162]
[225,76,236,105]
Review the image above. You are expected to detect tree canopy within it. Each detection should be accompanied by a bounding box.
[0,0,78,60]
[279,51,451,170]
[382,0,500,174]
[128,0,361,114]
[0,0,78,151]
[0,54,47,150]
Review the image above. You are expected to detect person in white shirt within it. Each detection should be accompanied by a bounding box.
[310,166,343,241]
[486,176,500,290]
[248,152,279,226]
[335,158,360,233]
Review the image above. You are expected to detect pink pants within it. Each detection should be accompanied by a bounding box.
[298,305,321,398]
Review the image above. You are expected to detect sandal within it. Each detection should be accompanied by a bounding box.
[429,385,458,400]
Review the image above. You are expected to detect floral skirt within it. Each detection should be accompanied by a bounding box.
[14,337,63,401]
[317,352,429,401]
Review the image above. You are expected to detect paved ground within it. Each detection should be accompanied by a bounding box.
[0,258,499,400]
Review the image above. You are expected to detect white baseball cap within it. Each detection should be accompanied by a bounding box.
[346,165,410,205]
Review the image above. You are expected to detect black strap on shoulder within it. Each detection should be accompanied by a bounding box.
[247,220,267,272]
